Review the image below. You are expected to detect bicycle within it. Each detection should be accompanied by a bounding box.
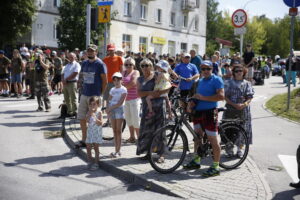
[148,98,249,174]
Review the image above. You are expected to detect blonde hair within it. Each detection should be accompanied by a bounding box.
[140,58,153,68]
[125,57,136,66]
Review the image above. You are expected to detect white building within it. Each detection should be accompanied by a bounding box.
[20,0,60,48]
[109,0,207,56]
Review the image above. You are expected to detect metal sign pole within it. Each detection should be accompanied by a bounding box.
[86,4,91,49]
[240,34,244,57]
[287,14,295,110]
[103,23,107,57]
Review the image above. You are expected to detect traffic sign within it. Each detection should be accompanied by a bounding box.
[98,5,111,23]
[231,9,247,28]
[283,0,300,7]
[234,27,246,35]
[97,0,113,6]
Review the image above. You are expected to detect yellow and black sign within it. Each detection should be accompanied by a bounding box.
[98,5,111,23]
[152,37,166,45]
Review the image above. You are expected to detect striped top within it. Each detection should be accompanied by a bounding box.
[122,70,139,101]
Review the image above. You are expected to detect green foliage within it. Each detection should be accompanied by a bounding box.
[0,0,36,48]
[58,0,105,50]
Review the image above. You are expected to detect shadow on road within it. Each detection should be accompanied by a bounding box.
[272,188,300,200]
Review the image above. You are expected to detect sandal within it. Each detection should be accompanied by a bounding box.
[110,152,117,158]
[157,156,165,163]
[125,138,136,143]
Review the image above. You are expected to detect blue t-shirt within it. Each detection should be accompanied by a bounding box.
[81,59,107,96]
[212,62,219,76]
[174,63,199,90]
[195,74,224,111]
[191,55,202,73]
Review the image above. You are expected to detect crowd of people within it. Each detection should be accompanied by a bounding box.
[1,42,299,180]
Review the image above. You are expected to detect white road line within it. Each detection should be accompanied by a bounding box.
[278,154,298,182]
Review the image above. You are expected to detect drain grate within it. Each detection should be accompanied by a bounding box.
[43,131,62,139]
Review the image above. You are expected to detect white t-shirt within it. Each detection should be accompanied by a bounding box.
[109,86,127,106]
[62,61,81,80]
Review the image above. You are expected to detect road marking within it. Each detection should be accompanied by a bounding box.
[278,154,298,182]
[252,95,267,102]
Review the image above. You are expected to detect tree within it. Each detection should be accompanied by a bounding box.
[0,0,36,48]
[58,0,104,50]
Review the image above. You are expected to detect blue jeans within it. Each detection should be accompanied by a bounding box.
[286,71,297,86]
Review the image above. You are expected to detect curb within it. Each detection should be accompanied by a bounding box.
[62,121,183,199]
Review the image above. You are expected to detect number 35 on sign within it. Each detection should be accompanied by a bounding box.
[231,9,247,28]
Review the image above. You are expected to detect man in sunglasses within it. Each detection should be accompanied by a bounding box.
[174,53,199,98]
[184,60,225,177]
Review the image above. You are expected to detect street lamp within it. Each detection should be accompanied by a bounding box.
[243,0,258,10]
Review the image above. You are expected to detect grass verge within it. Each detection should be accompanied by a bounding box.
[265,88,300,123]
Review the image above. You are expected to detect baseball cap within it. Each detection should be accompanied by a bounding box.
[112,72,122,79]
[183,53,191,58]
[51,50,57,56]
[116,48,124,53]
[107,44,116,51]
[0,50,4,54]
[156,60,170,72]
[201,60,213,67]
[87,44,97,51]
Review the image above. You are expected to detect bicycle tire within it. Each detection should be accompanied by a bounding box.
[219,123,249,169]
[148,125,188,174]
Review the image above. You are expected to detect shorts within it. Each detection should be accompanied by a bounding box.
[77,95,102,120]
[103,82,114,101]
[11,73,22,83]
[245,67,254,79]
[109,106,124,119]
[53,74,62,84]
[0,74,9,81]
[193,108,218,136]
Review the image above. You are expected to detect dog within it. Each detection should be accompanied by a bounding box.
[58,101,68,119]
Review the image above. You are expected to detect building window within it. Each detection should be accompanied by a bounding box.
[192,44,199,54]
[139,37,148,53]
[156,9,162,23]
[54,0,60,7]
[170,12,175,26]
[183,14,188,28]
[168,41,176,57]
[181,43,187,53]
[194,17,199,31]
[140,4,147,20]
[124,2,131,16]
[122,34,132,51]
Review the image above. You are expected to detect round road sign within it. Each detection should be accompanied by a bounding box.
[232,9,247,28]
[283,0,300,8]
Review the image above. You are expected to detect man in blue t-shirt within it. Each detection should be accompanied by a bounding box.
[183,60,225,177]
[174,53,199,97]
[190,49,202,74]
[76,44,108,148]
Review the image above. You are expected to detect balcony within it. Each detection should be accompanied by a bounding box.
[182,0,196,12]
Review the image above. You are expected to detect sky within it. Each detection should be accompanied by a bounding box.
[216,0,292,20]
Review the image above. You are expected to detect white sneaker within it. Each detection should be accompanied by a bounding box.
[236,150,243,158]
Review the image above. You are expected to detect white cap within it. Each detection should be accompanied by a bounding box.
[156,60,169,72]
[112,72,122,79]
[183,53,191,58]
[116,48,124,53]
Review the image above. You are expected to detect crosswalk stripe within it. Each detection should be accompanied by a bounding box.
[278,154,298,183]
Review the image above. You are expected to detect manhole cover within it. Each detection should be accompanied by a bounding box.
[44,131,62,139]
[268,166,283,171]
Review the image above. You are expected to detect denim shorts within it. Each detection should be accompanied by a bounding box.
[110,106,124,119]
[11,73,22,83]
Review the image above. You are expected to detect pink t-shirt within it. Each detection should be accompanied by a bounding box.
[122,70,139,101]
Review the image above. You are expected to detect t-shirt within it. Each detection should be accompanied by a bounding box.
[11,57,22,74]
[243,51,255,65]
[191,55,202,73]
[174,63,199,90]
[103,55,123,83]
[0,56,11,74]
[53,57,63,75]
[195,74,224,111]
[63,61,81,80]
[109,86,127,106]
[34,59,50,82]
[81,59,107,96]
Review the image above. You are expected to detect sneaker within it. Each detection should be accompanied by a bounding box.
[36,107,44,112]
[45,108,51,112]
[86,162,93,170]
[236,150,243,158]
[183,159,201,170]
[27,96,35,100]
[90,163,99,171]
[290,181,300,188]
[202,167,220,177]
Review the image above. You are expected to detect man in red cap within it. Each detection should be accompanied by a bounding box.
[102,44,123,125]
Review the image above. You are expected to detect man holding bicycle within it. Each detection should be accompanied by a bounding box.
[184,60,225,177]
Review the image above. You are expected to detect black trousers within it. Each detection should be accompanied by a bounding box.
[297,145,300,180]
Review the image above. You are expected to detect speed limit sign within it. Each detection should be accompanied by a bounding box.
[232,9,247,28]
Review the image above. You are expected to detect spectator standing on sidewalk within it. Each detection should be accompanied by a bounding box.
[0,50,11,97]
[77,44,107,148]
[62,52,81,117]
[122,57,140,143]
[51,51,63,94]
[190,49,202,74]
[102,44,123,123]
[34,50,51,112]
[243,44,255,83]
[10,49,24,98]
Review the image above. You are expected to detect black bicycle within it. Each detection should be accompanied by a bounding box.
[148,98,249,174]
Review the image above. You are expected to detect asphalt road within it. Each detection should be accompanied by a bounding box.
[249,76,300,199]
[0,95,178,200]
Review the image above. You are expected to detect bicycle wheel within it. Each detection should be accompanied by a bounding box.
[148,125,188,174]
[219,124,249,169]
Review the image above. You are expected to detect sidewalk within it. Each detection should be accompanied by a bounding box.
[63,117,272,200]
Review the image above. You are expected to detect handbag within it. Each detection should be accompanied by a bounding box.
[223,104,244,119]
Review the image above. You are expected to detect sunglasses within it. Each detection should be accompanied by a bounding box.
[234,70,243,73]
[201,67,212,71]
[141,64,150,68]
[124,63,133,67]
